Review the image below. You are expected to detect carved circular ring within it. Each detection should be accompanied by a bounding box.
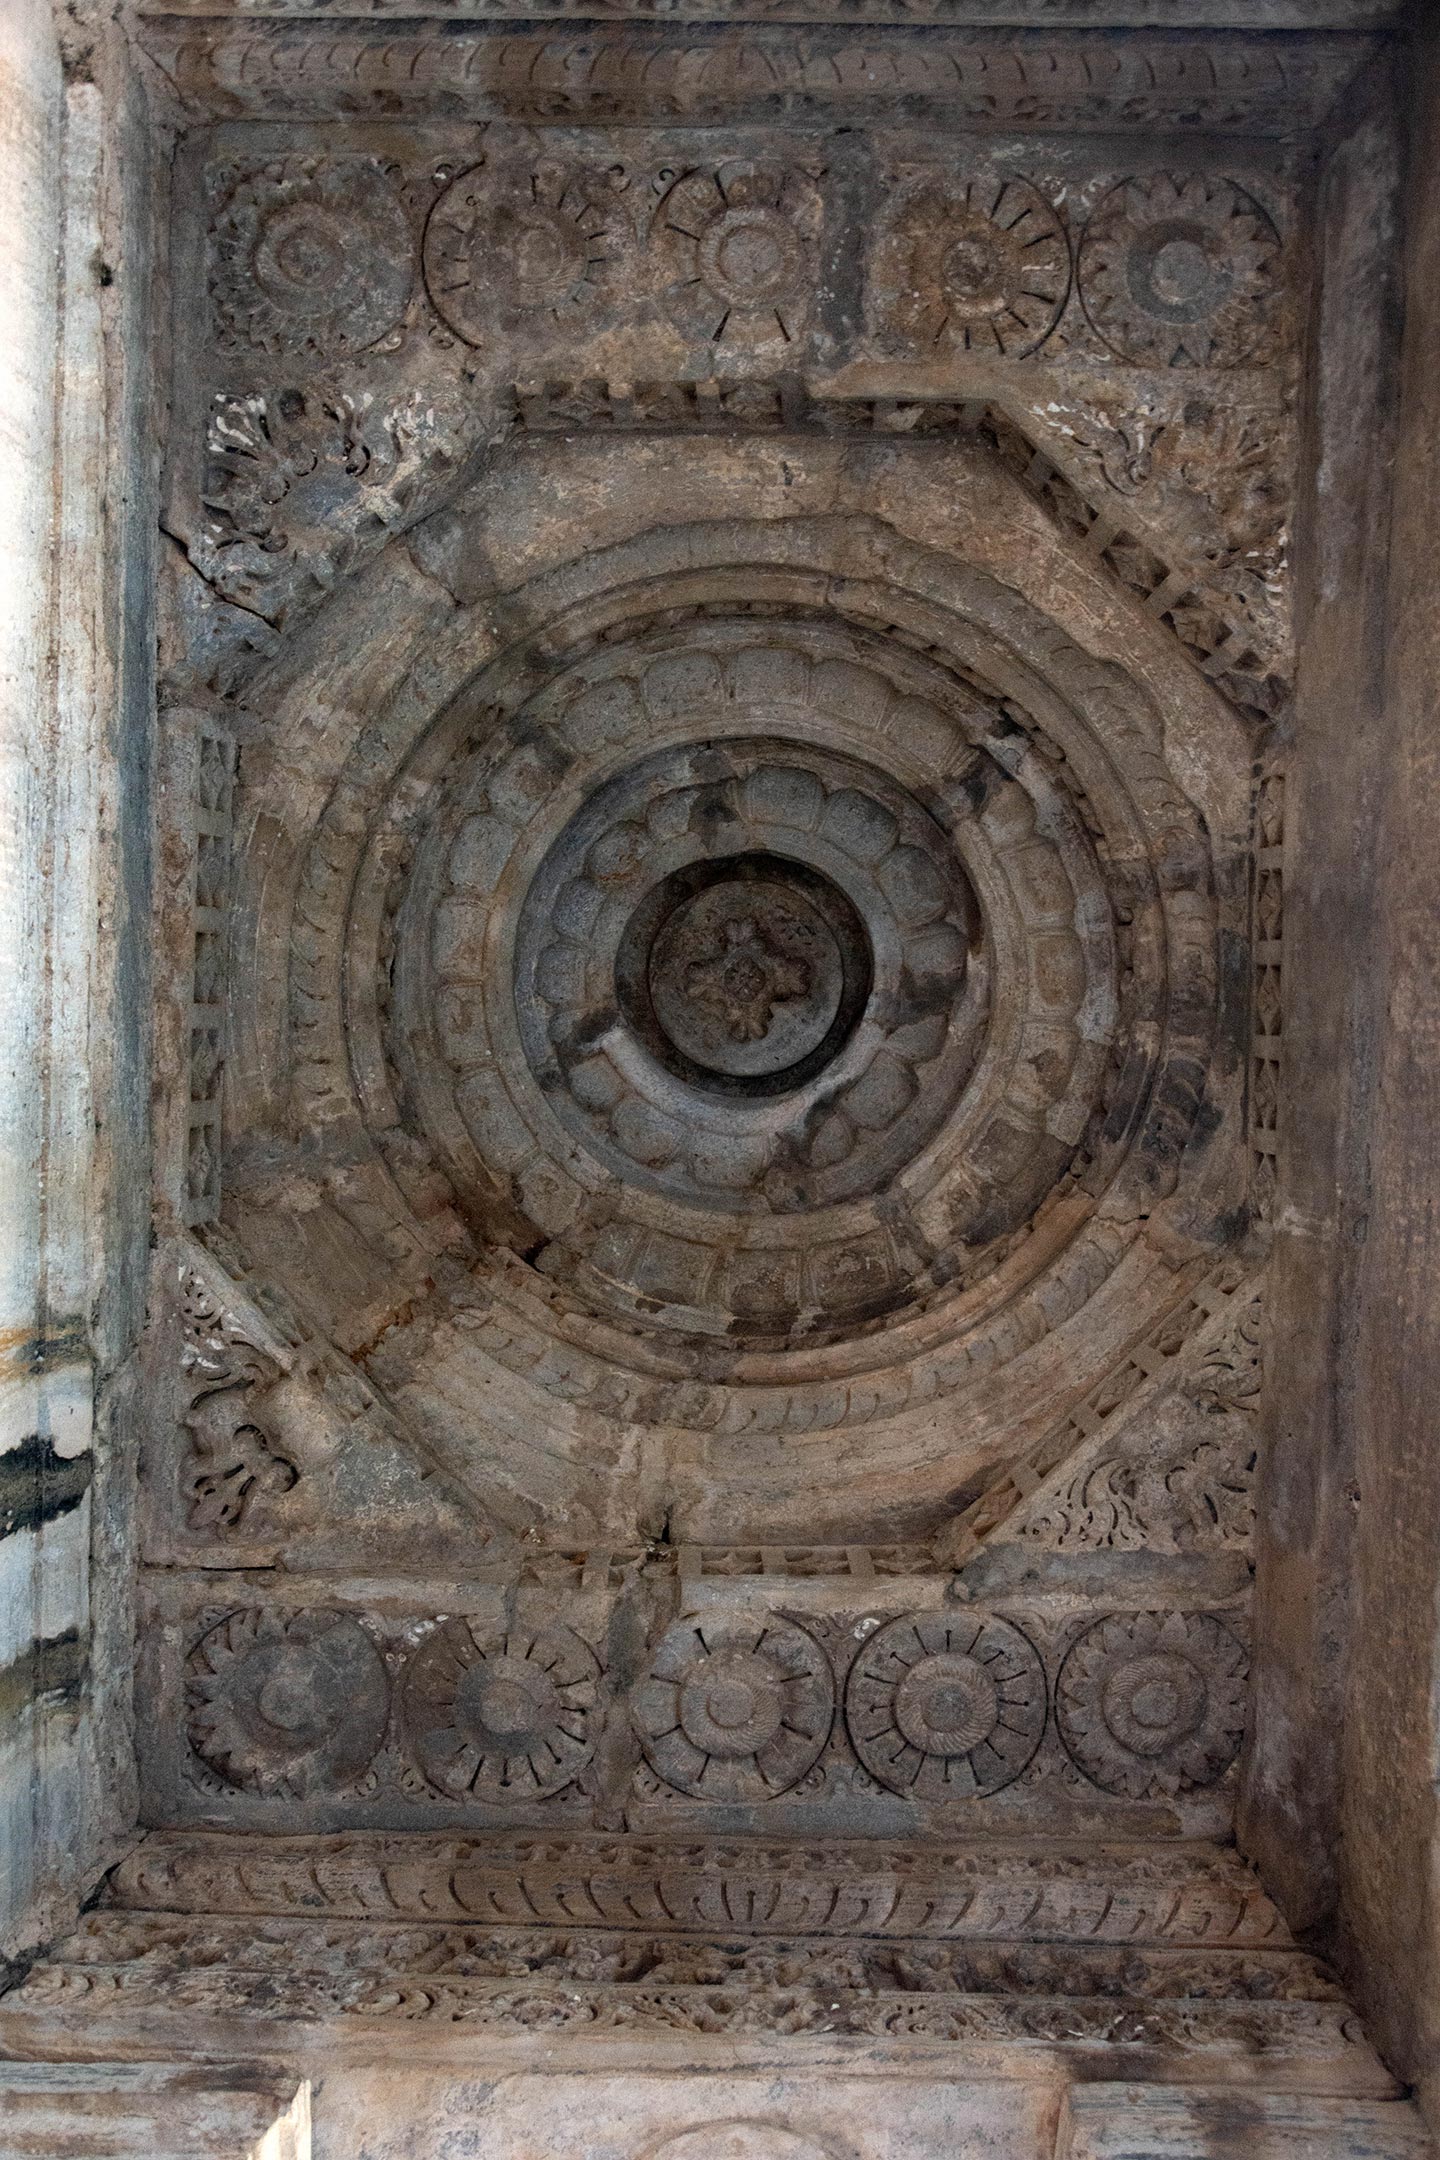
[1055,1610,1248,1798]
[633,1611,834,1802]
[209,157,413,360]
[400,1617,601,1803]
[506,733,979,1213]
[392,624,1116,1350]
[424,158,630,343]
[648,2133,838,2160]
[185,1608,390,1795]
[269,510,1225,1527]
[1077,174,1283,368]
[868,175,1070,357]
[844,1611,1046,1798]
[654,163,824,350]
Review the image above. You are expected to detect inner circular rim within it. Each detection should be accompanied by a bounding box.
[614,851,873,1100]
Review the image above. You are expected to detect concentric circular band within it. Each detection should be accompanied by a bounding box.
[391,625,1116,1345]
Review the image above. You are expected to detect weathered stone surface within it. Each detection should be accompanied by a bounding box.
[10,5,1440,2158]
[1330,22,1440,2133]
[1057,2085,1435,2159]
[0,2062,311,2160]
[0,1830,1397,2100]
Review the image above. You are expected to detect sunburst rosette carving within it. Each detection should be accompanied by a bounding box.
[185,1608,390,1795]
[399,1617,600,1803]
[633,1611,834,1803]
[423,158,631,346]
[653,162,824,353]
[1077,174,1283,369]
[1056,1609,1248,1798]
[844,1611,1047,1799]
[867,175,1069,359]
[208,156,413,361]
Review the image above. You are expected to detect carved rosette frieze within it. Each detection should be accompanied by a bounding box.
[207,156,414,361]
[1076,173,1284,369]
[399,1618,601,1802]
[185,1609,391,1796]
[866,174,1070,359]
[1055,1610,1248,1800]
[844,1612,1047,1798]
[633,1611,834,1802]
[151,1578,1253,1831]
[652,160,824,353]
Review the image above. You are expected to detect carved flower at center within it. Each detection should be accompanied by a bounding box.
[639,863,859,1089]
[682,915,813,1044]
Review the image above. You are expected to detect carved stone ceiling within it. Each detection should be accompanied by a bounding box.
[130,1,1306,1888]
[10,16,1432,2146]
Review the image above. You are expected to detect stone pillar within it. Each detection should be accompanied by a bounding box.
[0,0,87,1961]
[1335,22,1440,2124]
[0,0,153,1959]
[1246,23,1440,2128]
[1241,58,1404,1933]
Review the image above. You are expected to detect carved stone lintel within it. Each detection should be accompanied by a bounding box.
[108,1826,1293,1944]
[39,1909,1344,2003]
[134,24,1371,134]
[11,1829,1394,2078]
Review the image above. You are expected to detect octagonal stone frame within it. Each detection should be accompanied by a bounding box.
[218,428,1251,1546]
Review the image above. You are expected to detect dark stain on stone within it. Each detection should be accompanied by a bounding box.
[0,1435,92,1542]
[0,1628,87,1724]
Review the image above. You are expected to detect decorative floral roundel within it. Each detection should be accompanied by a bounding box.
[653,162,824,351]
[401,1617,601,1803]
[845,1610,1047,1798]
[1056,1609,1248,1798]
[868,174,1070,358]
[1077,173,1283,368]
[424,158,631,343]
[209,157,414,360]
[633,1610,834,1803]
[186,1608,390,1795]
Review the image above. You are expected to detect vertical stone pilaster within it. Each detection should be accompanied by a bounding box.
[0,0,83,1963]
[0,5,155,1959]
[1338,22,1440,2126]
[1241,55,1404,1935]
